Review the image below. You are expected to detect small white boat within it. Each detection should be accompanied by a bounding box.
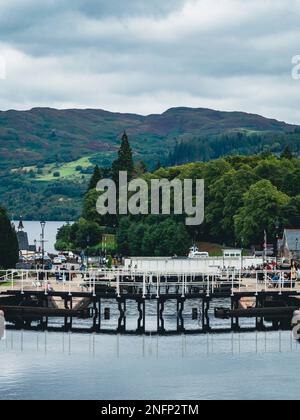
[188,245,209,259]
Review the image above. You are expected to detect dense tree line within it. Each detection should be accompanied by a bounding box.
[0,171,85,220]
[56,133,300,256]
[167,131,300,166]
[56,133,190,256]
[138,150,300,249]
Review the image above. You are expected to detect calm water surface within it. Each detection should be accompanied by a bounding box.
[0,330,299,400]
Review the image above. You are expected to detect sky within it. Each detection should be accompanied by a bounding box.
[0,0,300,123]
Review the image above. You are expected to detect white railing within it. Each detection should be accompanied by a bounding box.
[0,268,298,297]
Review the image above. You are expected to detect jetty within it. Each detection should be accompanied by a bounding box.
[0,267,299,335]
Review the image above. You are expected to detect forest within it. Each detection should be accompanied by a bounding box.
[55,133,300,257]
[167,130,300,166]
[1,106,300,221]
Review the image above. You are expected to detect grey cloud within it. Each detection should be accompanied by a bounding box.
[0,0,299,124]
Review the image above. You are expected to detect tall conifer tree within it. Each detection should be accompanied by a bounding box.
[281,146,293,160]
[112,132,134,184]
[88,165,102,191]
[0,207,19,269]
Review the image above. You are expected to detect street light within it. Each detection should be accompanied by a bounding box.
[275,221,280,267]
[40,221,46,269]
[86,235,90,269]
[241,237,244,270]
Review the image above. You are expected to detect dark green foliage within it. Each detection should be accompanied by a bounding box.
[55,224,73,251]
[116,217,131,255]
[88,165,103,191]
[167,131,300,166]
[67,218,103,250]
[57,151,300,255]
[234,180,289,246]
[281,145,294,160]
[116,217,191,257]
[145,154,300,249]
[134,161,147,176]
[82,188,116,227]
[55,215,105,253]
[0,171,85,221]
[0,207,19,269]
[112,132,134,184]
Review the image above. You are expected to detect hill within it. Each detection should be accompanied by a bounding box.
[0,106,297,170]
[0,106,299,220]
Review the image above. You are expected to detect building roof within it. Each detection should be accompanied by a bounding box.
[283,229,300,251]
[16,231,29,251]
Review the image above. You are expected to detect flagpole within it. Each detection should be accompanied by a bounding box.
[263,230,267,265]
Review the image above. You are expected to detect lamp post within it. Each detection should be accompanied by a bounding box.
[86,235,90,269]
[241,237,244,270]
[296,238,299,261]
[40,221,46,269]
[275,221,280,268]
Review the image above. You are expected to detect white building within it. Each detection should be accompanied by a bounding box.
[124,252,263,275]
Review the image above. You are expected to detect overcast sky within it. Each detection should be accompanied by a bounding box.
[0,0,300,123]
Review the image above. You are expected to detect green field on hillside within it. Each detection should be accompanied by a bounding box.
[13,155,95,181]
[37,156,93,181]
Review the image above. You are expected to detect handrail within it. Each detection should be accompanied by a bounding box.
[0,268,297,298]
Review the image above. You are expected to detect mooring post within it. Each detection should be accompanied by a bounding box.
[143,299,146,332]
[137,298,145,334]
[181,275,185,298]
[157,298,165,333]
[177,297,185,333]
[117,297,126,333]
[92,296,98,331]
[142,274,146,299]
[231,296,240,331]
[117,273,120,298]
[156,274,160,298]
[256,295,265,331]
[202,297,211,332]
[207,275,210,298]
[98,298,101,331]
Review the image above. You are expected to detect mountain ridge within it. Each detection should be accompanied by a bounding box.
[0,105,297,126]
[0,106,298,171]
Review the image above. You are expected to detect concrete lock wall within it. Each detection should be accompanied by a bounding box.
[124,257,264,274]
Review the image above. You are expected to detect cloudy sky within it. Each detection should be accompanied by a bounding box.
[0,0,300,123]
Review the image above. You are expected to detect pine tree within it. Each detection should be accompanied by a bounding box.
[0,207,19,269]
[281,145,293,160]
[88,165,103,191]
[112,131,134,184]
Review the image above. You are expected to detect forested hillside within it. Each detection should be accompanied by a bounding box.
[1,106,299,220]
[56,140,300,257]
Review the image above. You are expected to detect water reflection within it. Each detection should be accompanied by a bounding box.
[1,330,299,358]
[1,330,300,400]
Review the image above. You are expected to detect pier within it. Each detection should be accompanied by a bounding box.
[0,268,299,335]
